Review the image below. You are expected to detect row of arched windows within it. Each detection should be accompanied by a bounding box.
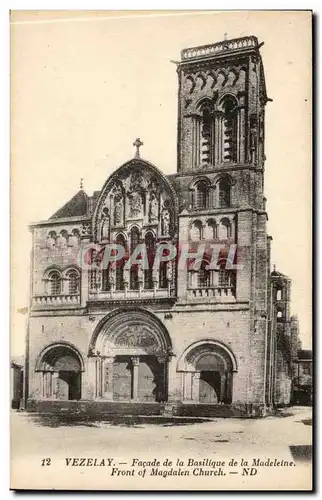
[191,177,231,211]
[192,95,238,167]
[190,218,233,241]
[188,267,236,290]
[46,229,81,248]
[44,268,80,296]
[101,228,168,292]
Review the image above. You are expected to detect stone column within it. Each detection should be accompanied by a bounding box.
[226,371,233,404]
[167,355,181,402]
[86,356,97,400]
[52,372,59,400]
[81,269,88,308]
[131,356,140,401]
[214,114,219,165]
[239,104,245,163]
[95,357,103,399]
[191,372,200,402]
[102,357,114,401]
[43,370,54,399]
[183,372,193,401]
[41,372,47,399]
[157,356,168,402]
[220,372,227,403]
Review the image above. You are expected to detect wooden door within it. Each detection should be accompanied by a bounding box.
[137,359,157,402]
[113,359,132,401]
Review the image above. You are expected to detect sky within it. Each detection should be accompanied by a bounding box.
[10,10,312,355]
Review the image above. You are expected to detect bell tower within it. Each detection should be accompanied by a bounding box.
[177,35,268,177]
[173,36,273,411]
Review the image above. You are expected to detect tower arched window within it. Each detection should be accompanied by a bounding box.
[218,218,232,240]
[48,271,61,295]
[66,269,80,295]
[190,220,203,241]
[277,310,283,321]
[217,177,231,208]
[221,96,238,163]
[195,180,209,210]
[192,100,215,168]
[207,220,217,240]
[197,269,211,288]
[218,267,236,289]
[199,104,214,165]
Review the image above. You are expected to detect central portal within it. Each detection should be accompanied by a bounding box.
[90,308,172,403]
[112,355,165,402]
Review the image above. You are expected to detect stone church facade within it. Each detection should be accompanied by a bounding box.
[26,36,299,417]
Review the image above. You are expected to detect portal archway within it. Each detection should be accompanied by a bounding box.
[36,343,84,401]
[177,340,237,404]
[89,308,172,402]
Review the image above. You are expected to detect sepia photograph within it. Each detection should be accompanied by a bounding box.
[10,10,312,491]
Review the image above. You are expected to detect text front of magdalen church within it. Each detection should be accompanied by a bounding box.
[26,36,299,417]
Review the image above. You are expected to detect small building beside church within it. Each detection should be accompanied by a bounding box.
[26,35,299,417]
[292,348,312,406]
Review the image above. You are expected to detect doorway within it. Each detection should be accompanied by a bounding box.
[199,371,221,403]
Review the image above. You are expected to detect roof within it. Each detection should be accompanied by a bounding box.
[271,268,289,279]
[50,190,89,219]
[11,355,24,368]
[180,35,260,62]
[298,349,312,360]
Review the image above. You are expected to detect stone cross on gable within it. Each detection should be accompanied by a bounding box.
[133,138,143,158]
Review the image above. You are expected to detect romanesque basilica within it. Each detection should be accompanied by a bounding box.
[26,35,299,417]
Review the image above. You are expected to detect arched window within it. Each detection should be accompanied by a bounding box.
[277,310,283,321]
[218,268,235,288]
[60,230,68,246]
[199,104,214,165]
[276,289,282,301]
[217,178,231,208]
[190,220,203,241]
[195,181,209,210]
[102,266,111,291]
[130,227,140,252]
[66,269,80,295]
[192,100,215,168]
[130,228,140,290]
[197,269,211,288]
[220,96,238,163]
[115,234,126,291]
[218,218,231,240]
[70,229,80,247]
[47,231,57,248]
[144,232,155,290]
[48,271,61,295]
[207,220,217,239]
[159,261,168,289]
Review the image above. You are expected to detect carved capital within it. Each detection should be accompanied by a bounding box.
[157,355,168,364]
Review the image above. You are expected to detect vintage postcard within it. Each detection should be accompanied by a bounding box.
[10,10,312,491]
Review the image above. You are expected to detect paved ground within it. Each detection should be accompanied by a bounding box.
[11,406,312,491]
